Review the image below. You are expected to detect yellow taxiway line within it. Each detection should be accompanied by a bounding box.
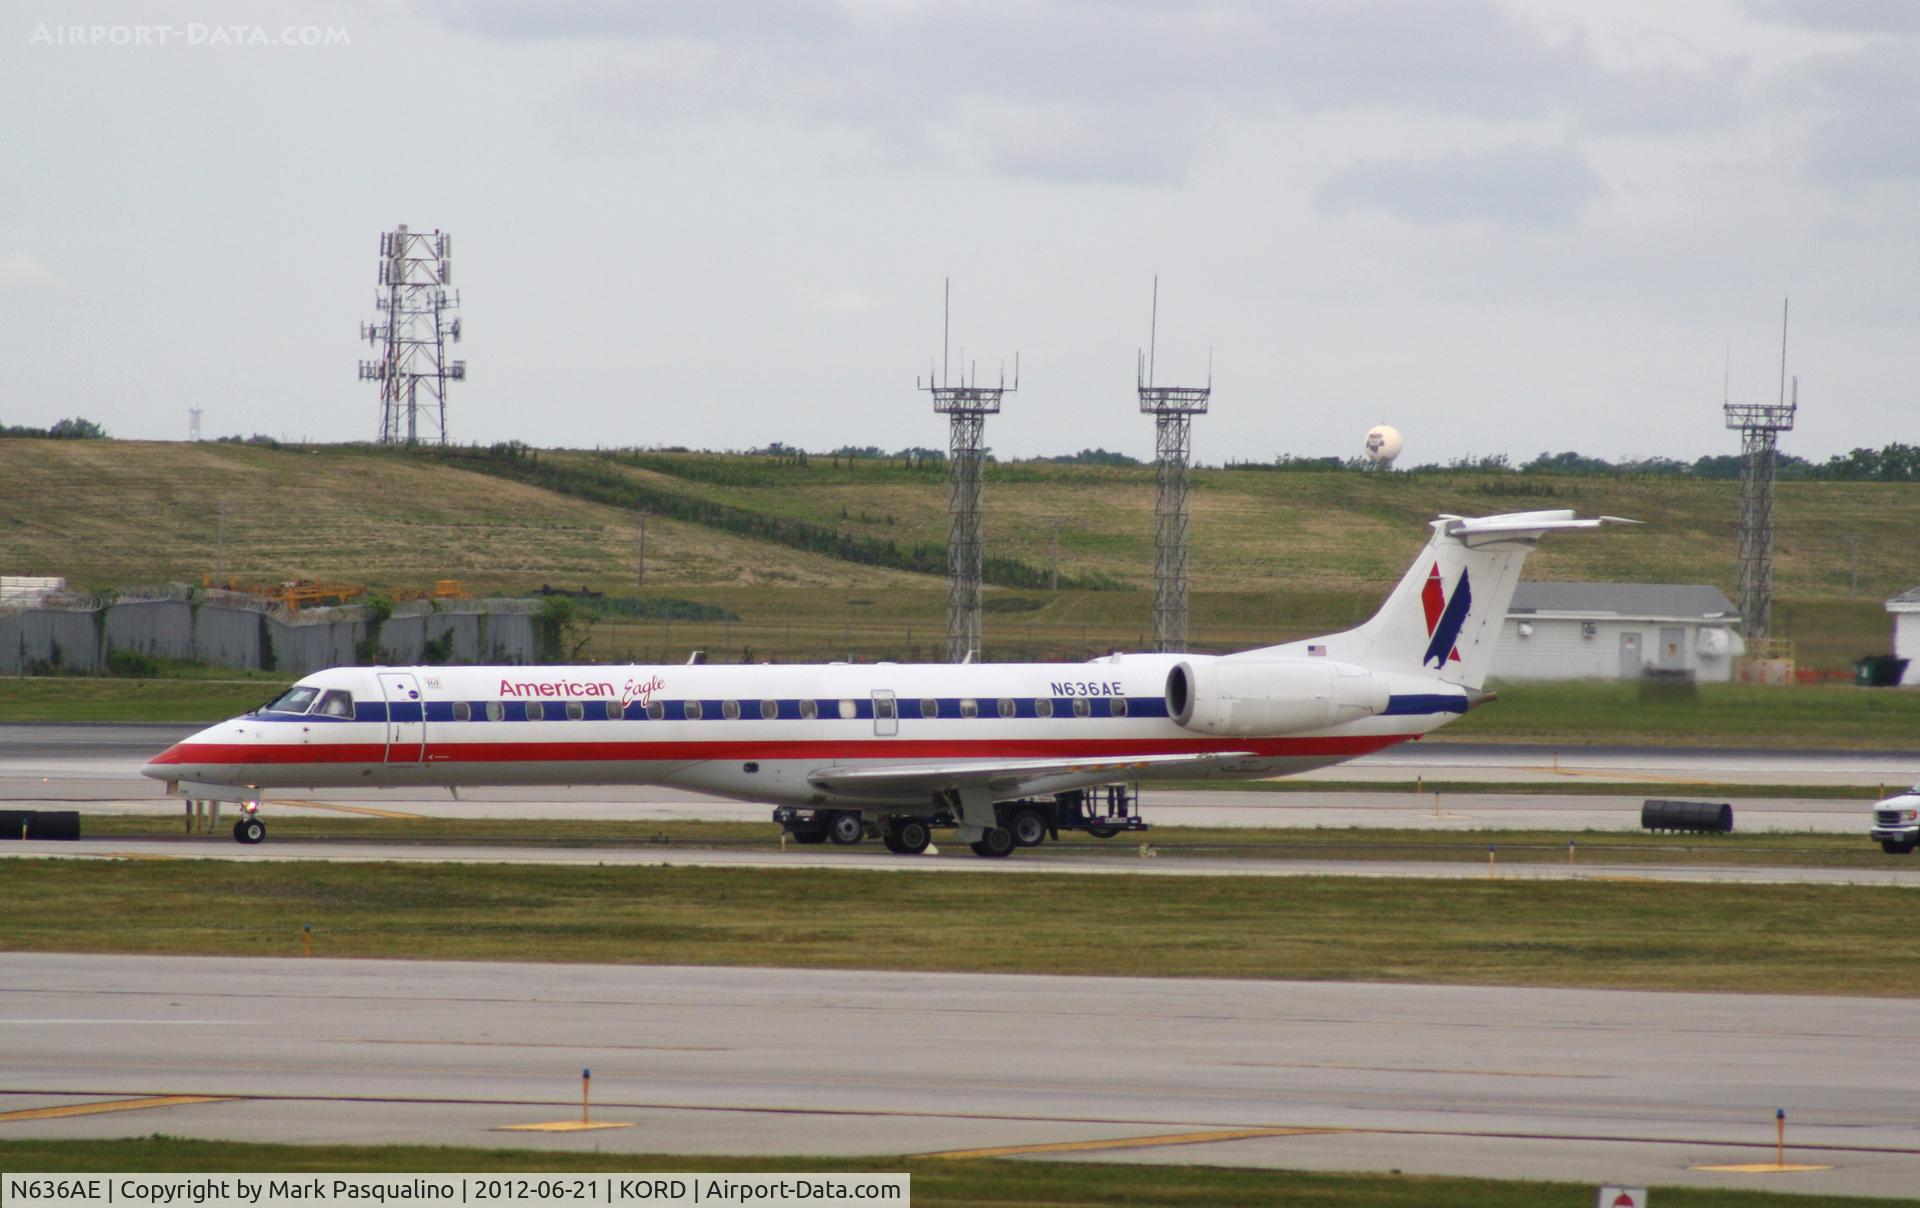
[921,1126,1347,1159]
[265,799,427,820]
[0,1095,231,1123]
[494,1121,636,1133]
[1693,1162,1833,1173]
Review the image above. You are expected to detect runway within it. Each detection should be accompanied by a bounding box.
[0,722,1906,834]
[3,953,1917,1198]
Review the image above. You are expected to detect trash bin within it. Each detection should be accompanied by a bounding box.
[1854,655,1910,688]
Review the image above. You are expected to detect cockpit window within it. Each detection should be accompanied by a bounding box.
[314,690,355,719]
[266,686,320,713]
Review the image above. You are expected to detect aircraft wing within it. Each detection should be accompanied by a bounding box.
[807,751,1259,799]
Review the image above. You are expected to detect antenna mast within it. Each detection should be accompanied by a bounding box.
[1723,298,1799,643]
[1137,276,1211,654]
[359,224,466,445]
[917,279,1017,663]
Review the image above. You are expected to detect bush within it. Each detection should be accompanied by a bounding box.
[107,649,160,678]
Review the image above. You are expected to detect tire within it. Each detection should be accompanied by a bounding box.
[1086,826,1121,840]
[1009,808,1049,847]
[1883,839,1916,855]
[891,819,931,855]
[790,830,828,845]
[828,811,866,846]
[969,826,1016,858]
[235,817,266,845]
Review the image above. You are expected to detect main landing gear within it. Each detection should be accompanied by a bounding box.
[232,816,266,845]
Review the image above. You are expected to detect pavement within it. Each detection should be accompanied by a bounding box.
[3,954,1917,1199]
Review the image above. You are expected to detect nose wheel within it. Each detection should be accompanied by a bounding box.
[233,817,266,845]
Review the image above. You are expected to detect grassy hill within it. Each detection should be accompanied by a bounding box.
[1,438,1910,667]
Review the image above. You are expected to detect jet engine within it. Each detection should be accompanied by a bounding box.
[1165,657,1388,736]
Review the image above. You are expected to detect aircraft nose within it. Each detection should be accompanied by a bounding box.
[140,745,185,780]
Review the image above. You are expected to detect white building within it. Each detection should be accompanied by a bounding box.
[1884,588,1920,685]
[1491,583,1744,682]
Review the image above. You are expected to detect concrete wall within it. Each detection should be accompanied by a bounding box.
[0,593,536,677]
[1491,616,1741,682]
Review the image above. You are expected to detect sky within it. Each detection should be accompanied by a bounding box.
[1,0,1915,466]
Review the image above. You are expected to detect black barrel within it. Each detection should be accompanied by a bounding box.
[1641,799,1734,833]
[0,810,81,841]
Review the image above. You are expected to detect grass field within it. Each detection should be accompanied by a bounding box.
[1,439,1910,667]
[4,859,1915,995]
[0,1138,1878,1208]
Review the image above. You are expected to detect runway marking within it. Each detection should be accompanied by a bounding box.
[266,798,428,820]
[1692,1163,1833,1173]
[355,1039,728,1053]
[921,1127,1348,1159]
[495,1121,636,1133]
[0,1095,231,1123]
[1524,767,1719,786]
[1215,1061,1605,1080]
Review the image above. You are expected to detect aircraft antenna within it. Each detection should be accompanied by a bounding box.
[1722,297,1799,643]
[359,224,465,445]
[1137,277,1211,654]
[917,281,1016,663]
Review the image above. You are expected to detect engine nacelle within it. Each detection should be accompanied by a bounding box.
[1165,657,1389,736]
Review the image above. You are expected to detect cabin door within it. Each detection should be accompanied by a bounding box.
[378,671,426,764]
[872,689,898,737]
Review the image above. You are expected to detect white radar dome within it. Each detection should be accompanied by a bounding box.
[1363,424,1403,468]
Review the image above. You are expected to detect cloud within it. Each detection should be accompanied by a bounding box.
[418,0,1747,187]
[1314,144,1607,228]
[0,252,61,291]
[1742,0,1920,35]
[1784,43,1920,182]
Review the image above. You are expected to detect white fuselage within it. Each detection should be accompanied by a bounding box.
[143,654,1461,808]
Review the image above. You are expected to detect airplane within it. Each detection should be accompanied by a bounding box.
[142,508,1632,855]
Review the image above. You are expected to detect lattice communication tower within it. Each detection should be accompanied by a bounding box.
[917,280,1017,663]
[359,224,465,445]
[1722,299,1798,641]
[1137,278,1210,654]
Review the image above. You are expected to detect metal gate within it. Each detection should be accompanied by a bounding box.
[378,671,425,764]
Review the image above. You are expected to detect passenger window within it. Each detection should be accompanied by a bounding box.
[723,700,741,720]
[685,701,703,721]
[646,701,665,721]
[960,699,978,718]
[566,701,584,721]
[1111,698,1128,718]
[997,698,1015,718]
[452,700,471,722]
[838,699,857,720]
[800,699,818,720]
[526,701,545,721]
[1035,699,1053,718]
[268,686,320,713]
[920,698,938,718]
[486,701,504,722]
[606,700,623,720]
[875,696,896,720]
[760,699,779,720]
[315,690,355,718]
[1073,699,1090,717]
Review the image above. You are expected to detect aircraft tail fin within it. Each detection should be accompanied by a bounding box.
[1243,510,1638,690]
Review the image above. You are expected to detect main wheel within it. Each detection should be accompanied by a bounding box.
[968,826,1016,858]
[234,817,266,845]
[828,811,866,846]
[790,830,828,845]
[885,819,932,855]
[1086,825,1121,840]
[1883,839,1916,855]
[1008,808,1049,848]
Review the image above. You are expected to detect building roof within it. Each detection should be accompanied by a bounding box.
[1509,582,1739,622]
[1886,587,1920,612]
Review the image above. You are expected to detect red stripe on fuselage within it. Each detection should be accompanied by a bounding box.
[150,734,1409,766]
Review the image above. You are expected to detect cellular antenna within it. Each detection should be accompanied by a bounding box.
[1136,277,1212,654]
[359,224,465,445]
[1723,297,1799,644]
[916,282,1018,663]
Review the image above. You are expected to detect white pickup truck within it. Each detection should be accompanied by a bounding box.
[1871,786,1920,854]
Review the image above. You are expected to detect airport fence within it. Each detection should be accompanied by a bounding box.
[0,588,537,676]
